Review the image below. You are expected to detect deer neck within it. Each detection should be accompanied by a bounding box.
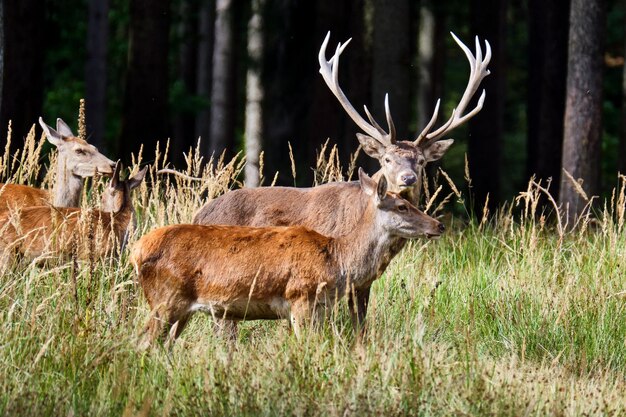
[54,156,83,207]
[332,204,396,287]
[110,191,136,249]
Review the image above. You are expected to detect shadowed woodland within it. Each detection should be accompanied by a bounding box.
[1,0,624,214]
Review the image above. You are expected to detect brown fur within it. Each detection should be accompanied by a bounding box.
[192,139,453,330]
[133,172,444,344]
[0,184,49,209]
[0,118,115,211]
[0,163,147,266]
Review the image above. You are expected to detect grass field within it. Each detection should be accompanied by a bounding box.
[1,128,626,416]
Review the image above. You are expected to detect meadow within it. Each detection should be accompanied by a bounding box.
[1,125,626,416]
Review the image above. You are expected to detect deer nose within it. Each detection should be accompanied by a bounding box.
[401,174,416,185]
[438,223,445,234]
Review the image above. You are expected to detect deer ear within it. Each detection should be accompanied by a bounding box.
[423,139,454,162]
[128,166,149,190]
[376,175,388,202]
[56,118,75,137]
[110,161,122,188]
[39,117,65,146]
[356,133,386,159]
[358,167,377,196]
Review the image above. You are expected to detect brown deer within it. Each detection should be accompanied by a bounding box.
[132,169,444,345]
[0,162,147,267]
[0,117,116,210]
[191,32,490,329]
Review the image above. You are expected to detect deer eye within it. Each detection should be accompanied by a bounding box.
[384,157,391,163]
[75,149,87,156]
[397,204,408,212]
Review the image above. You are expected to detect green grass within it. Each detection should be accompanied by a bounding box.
[2,219,626,416]
[2,135,626,415]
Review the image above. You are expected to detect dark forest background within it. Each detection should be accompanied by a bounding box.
[0,0,624,214]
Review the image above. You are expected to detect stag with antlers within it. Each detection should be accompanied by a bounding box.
[192,31,491,333]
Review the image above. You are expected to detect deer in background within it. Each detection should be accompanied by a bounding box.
[132,169,444,345]
[0,117,116,210]
[0,162,147,267]
[192,32,491,331]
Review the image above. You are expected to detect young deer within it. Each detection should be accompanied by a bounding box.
[192,32,490,328]
[0,162,147,266]
[132,169,444,345]
[0,117,116,210]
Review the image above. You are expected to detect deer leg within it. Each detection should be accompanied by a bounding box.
[140,310,168,349]
[289,297,315,340]
[140,302,191,349]
[348,286,371,332]
[212,319,239,342]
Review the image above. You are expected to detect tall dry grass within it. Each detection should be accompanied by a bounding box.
[0,118,626,415]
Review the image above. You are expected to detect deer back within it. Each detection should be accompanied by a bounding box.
[0,207,118,260]
[132,224,339,320]
[193,181,370,237]
[0,184,49,211]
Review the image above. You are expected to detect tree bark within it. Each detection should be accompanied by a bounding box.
[417,2,446,193]
[172,0,199,164]
[120,0,171,162]
[559,0,606,220]
[85,0,110,150]
[526,0,570,199]
[195,0,215,149]
[372,0,411,139]
[619,0,626,175]
[417,4,435,132]
[261,1,368,185]
[0,0,45,152]
[208,0,237,158]
[244,0,264,187]
[469,0,507,213]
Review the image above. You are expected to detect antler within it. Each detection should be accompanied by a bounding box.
[415,32,491,147]
[319,32,396,145]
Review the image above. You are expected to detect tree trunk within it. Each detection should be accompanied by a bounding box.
[559,0,606,220]
[372,0,411,139]
[417,2,446,195]
[120,0,171,162]
[619,0,626,175]
[172,0,199,164]
[244,0,264,187]
[261,1,367,185]
[417,4,435,131]
[85,0,110,150]
[208,0,237,158]
[0,0,45,152]
[195,0,215,149]
[526,0,570,199]
[469,0,507,213]
[0,0,4,121]
[262,1,315,184]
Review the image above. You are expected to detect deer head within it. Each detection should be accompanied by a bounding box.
[101,161,148,213]
[358,168,444,239]
[319,32,491,199]
[39,117,115,178]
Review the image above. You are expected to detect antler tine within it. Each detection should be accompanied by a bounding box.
[429,108,457,140]
[415,99,441,144]
[384,94,396,144]
[415,32,491,146]
[363,105,387,136]
[319,32,394,145]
